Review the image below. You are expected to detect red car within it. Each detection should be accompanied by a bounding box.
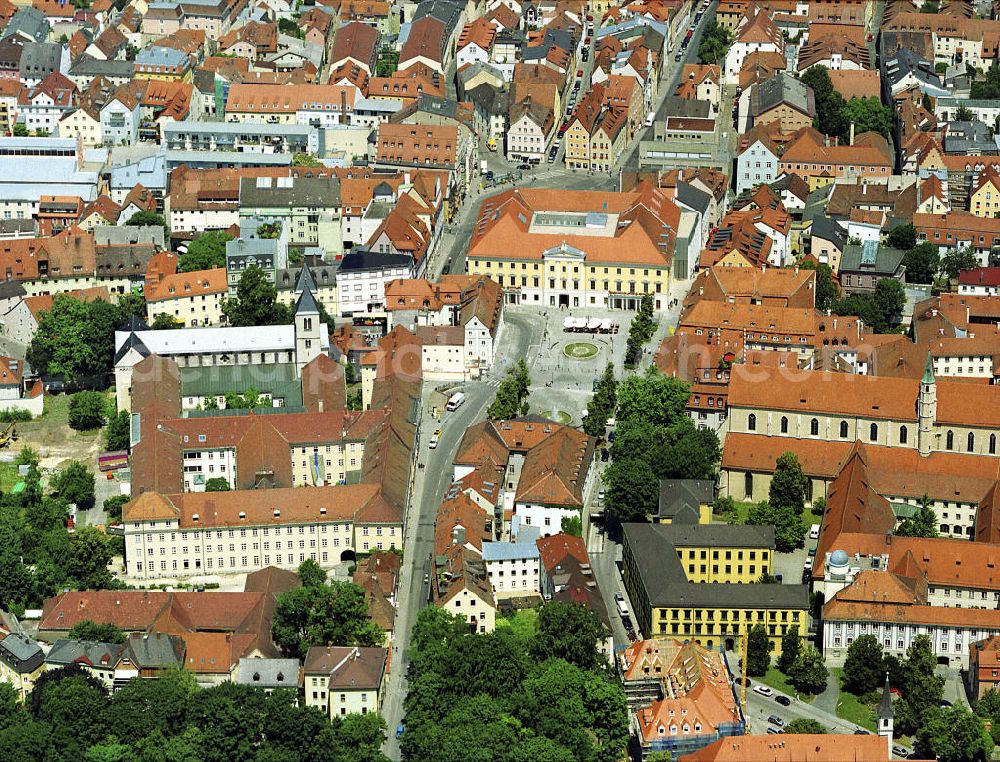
[586,13,593,20]
[584,36,590,44]
[577,68,584,77]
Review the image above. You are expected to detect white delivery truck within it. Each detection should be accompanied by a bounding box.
[446,392,465,411]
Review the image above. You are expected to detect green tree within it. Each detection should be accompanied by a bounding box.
[53,461,96,511]
[769,452,807,512]
[940,247,980,280]
[223,387,262,410]
[180,231,232,272]
[901,241,940,285]
[615,367,690,427]
[297,558,327,588]
[204,477,230,492]
[69,391,108,431]
[487,359,531,420]
[12,124,28,137]
[271,581,383,659]
[533,602,608,671]
[747,624,772,677]
[150,313,182,330]
[67,526,113,589]
[747,501,804,552]
[870,278,907,332]
[916,705,993,762]
[27,297,125,386]
[583,362,617,437]
[30,667,109,758]
[886,224,917,251]
[787,645,828,695]
[895,494,938,538]
[896,634,945,735]
[278,17,303,37]
[0,682,24,731]
[955,104,975,122]
[127,211,166,230]
[221,265,293,327]
[67,620,125,644]
[841,635,884,695]
[697,22,732,65]
[798,261,839,311]
[784,718,826,734]
[603,455,659,523]
[103,496,129,523]
[972,62,1000,99]
[840,97,893,141]
[560,514,582,536]
[801,65,847,139]
[104,409,131,451]
[777,625,801,674]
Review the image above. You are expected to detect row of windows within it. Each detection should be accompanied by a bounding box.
[746,414,999,453]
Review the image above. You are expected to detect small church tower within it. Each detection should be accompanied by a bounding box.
[917,352,937,457]
[294,285,321,373]
[877,673,894,756]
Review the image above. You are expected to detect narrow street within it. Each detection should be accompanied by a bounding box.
[380,312,542,761]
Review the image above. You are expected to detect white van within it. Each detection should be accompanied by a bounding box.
[446,392,465,411]
[809,523,820,540]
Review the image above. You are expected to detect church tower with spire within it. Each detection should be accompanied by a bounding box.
[877,674,894,756]
[294,283,321,373]
[918,352,937,457]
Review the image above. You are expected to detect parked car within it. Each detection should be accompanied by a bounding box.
[577,69,584,77]
[752,685,772,697]
[428,429,441,449]
[767,716,785,728]
[396,725,405,739]
[774,695,790,706]
[854,730,870,735]
[517,162,531,170]
[766,727,783,735]
[613,592,629,617]
[674,52,682,61]
[892,745,910,757]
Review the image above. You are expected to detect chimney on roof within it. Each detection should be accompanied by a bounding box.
[849,121,855,146]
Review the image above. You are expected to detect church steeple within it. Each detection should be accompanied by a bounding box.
[918,352,936,457]
[877,673,894,756]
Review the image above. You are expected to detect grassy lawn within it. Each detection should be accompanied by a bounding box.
[0,462,21,492]
[496,608,538,640]
[829,668,877,731]
[719,500,820,530]
[756,667,815,703]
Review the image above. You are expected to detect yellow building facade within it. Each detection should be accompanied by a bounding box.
[622,522,808,654]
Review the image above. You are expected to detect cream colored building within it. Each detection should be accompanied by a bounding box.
[725,363,1000,459]
[58,107,103,148]
[123,485,401,579]
[145,268,229,327]
[304,646,387,718]
[466,186,681,310]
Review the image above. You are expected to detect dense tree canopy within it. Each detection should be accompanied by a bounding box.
[402,607,628,762]
[53,461,96,511]
[222,266,293,327]
[0,449,122,616]
[103,410,131,452]
[746,624,772,677]
[604,370,720,528]
[697,22,732,65]
[916,705,993,762]
[179,232,232,272]
[895,494,938,538]
[583,363,617,438]
[28,297,140,386]
[3,666,387,762]
[271,581,383,659]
